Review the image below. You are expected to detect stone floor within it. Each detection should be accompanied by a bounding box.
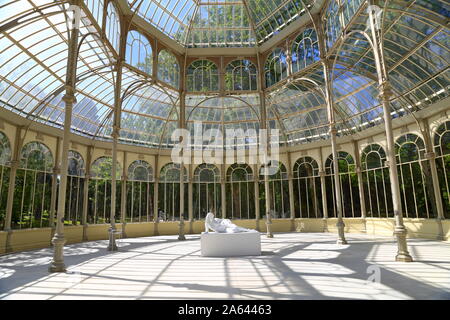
[0,233,449,300]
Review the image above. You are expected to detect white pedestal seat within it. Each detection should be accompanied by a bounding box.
[200,231,261,257]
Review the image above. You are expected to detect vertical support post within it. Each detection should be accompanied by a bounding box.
[323,60,347,245]
[287,152,296,231]
[4,126,23,252]
[121,151,127,238]
[259,91,273,238]
[178,162,186,240]
[153,155,160,236]
[178,91,186,241]
[316,12,345,243]
[188,163,193,234]
[49,3,80,271]
[368,3,412,261]
[420,118,445,239]
[81,146,92,241]
[109,131,119,251]
[318,148,329,232]
[221,163,226,220]
[49,137,61,240]
[253,164,260,231]
[353,140,367,232]
[108,13,128,251]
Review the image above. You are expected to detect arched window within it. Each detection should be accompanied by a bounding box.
[226,164,255,220]
[126,30,153,74]
[193,164,221,220]
[159,163,188,221]
[265,48,288,88]
[325,151,361,218]
[20,142,53,171]
[187,60,219,92]
[66,151,85,225]
[324,0,341,50]
[434,121,450,218]
[158,50,180,88]
[88,157,122,224]
[127,160,154,222]
[13,142,54,229]
[91,156,122,180]
[292,29,320,74]
[0,132,11,166]
[396,134,434,219]
[259,161,290,219]
[361,144,393,218]
[225,60,257,91]
[129,160,153,181]
[293,157,322,218]
[85,0,103,27]
[68,150,85,176]
[106,2,121,53]
[0,132,11,229]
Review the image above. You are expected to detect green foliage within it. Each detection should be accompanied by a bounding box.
[136,54,153,75]
[158,50,180,88]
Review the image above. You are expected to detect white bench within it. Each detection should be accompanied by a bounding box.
[201,231,261,257]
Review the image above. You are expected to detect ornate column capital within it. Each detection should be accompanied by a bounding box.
[62,93,77,104]
[111,125,120,139]
[378,82,393,100]
[329,126,338,135]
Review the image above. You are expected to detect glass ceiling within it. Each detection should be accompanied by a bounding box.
[128,0,316,47]
[0,0,448,150]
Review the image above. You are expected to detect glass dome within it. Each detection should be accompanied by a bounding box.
[0,0,448,150]
[128,0,317,47]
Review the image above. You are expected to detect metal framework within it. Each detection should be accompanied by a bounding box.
[0,0,448,270]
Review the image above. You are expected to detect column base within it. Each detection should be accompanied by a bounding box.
[336,219,347,245]
[107,228,118,252]
[178,220,186,241]
[49,261,66,273]
[107,244,118,251]
[394,226,413,262]
[49,233,66,273]
[396,253,413,262]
